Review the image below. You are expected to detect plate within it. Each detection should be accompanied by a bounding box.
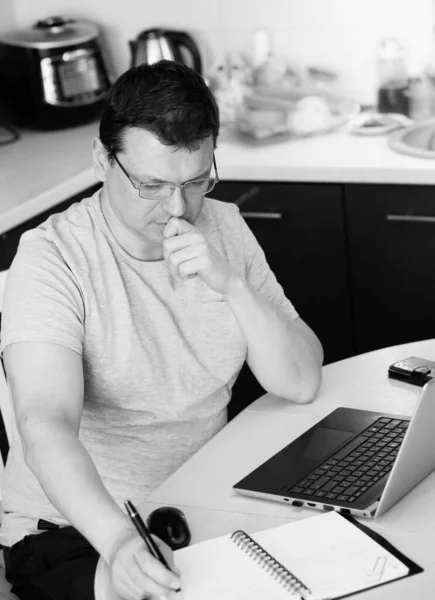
[347,111,413,136]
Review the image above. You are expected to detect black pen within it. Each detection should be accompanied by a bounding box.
[124,500,181,593]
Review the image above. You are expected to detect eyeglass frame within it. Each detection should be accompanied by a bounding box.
[108,146,219,201]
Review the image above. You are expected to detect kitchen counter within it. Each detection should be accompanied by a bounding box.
[1,119,435,235]
[0,121,100,235]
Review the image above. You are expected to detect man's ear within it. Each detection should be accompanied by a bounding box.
[92,137,110,182]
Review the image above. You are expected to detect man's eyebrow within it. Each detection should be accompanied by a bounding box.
[188,168,212,181]
[139,167,212,184]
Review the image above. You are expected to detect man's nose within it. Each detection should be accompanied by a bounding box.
[163,186,186,217]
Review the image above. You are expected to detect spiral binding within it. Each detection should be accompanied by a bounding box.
[231,530,312,599]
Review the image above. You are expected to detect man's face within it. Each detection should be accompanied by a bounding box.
[99,127,215,258]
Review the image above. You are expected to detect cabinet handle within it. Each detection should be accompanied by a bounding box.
[233,185,261,207]
[241,211,283,219]
[386,214,435,224]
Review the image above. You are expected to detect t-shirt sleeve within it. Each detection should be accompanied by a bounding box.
[236,206,299,321]
[0,233,85,356]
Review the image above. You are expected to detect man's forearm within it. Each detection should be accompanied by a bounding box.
[21,417,134,563]
[225,276,323,402]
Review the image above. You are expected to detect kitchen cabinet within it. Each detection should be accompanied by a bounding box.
[215,181,354,419]
[345,183,435,355]
[0,183,101,271]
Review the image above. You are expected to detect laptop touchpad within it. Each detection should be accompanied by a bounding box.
[303,427,354,460]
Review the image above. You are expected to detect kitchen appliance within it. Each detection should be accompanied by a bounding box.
[130,28,202,74]
[0,16,112,130]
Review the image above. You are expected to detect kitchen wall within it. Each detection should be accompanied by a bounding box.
[9,0,435,103]
[0,0,16,33]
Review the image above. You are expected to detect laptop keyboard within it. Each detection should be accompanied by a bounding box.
[284,417,409,504]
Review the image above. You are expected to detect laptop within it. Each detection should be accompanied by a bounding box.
[233,378,435,518]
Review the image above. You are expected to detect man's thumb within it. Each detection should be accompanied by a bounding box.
[163,217,193,238]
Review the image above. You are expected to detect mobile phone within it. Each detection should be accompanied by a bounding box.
[388,356,435,387]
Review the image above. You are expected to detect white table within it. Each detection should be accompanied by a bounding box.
[95,339,435,598]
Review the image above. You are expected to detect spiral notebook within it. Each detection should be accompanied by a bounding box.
[174,511,422,599]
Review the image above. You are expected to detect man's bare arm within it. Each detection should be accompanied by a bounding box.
[4,342,134,562]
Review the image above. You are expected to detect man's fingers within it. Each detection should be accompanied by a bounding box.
[163,232,201,261]
[167,244,210,280]
[168,244,205,270]
[178,256,205,279]
[117,548,179,600]
[152,535,179,572]
[111,535,181,600]
[163,217,194,238]
[163,220,177,238]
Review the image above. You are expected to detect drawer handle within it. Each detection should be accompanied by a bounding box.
[234,185,261,207]
[386,214,435,224]
[241,211,283,219]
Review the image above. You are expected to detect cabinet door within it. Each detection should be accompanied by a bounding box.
[0,184,101,271]
[346,184,435,354]
[215,181,354,418]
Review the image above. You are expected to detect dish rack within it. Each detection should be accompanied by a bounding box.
[234,84,361,144]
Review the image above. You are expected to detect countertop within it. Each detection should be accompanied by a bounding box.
[2,119,435,235]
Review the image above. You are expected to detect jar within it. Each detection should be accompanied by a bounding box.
[376,38,409,115]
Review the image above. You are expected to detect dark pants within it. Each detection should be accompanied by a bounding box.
[2,526,99,600]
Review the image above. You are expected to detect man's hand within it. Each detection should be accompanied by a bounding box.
[109,530,181,600]
[163,217,240,295]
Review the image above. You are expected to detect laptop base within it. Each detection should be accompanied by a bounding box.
[235,487,380,519]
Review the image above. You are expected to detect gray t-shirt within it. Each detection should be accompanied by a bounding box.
[0,192,298,546]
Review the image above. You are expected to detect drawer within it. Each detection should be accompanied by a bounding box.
[215,181,342,219]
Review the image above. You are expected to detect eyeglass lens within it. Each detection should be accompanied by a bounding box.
[138,177,217,200]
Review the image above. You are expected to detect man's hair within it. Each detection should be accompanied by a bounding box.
[99,60,219,156]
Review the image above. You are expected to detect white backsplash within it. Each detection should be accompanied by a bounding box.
[9,0,435,104]
[0,0,16,34]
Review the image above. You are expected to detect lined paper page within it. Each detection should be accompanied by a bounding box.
[175,534,293,600]
[249,511,409,599]
[174,511,409,600]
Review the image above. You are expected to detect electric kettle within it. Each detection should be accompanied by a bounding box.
[130,28,202,74]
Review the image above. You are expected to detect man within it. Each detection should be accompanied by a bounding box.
[0,60,323,600]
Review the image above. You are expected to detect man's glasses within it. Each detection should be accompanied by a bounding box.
[108,147,219,201]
